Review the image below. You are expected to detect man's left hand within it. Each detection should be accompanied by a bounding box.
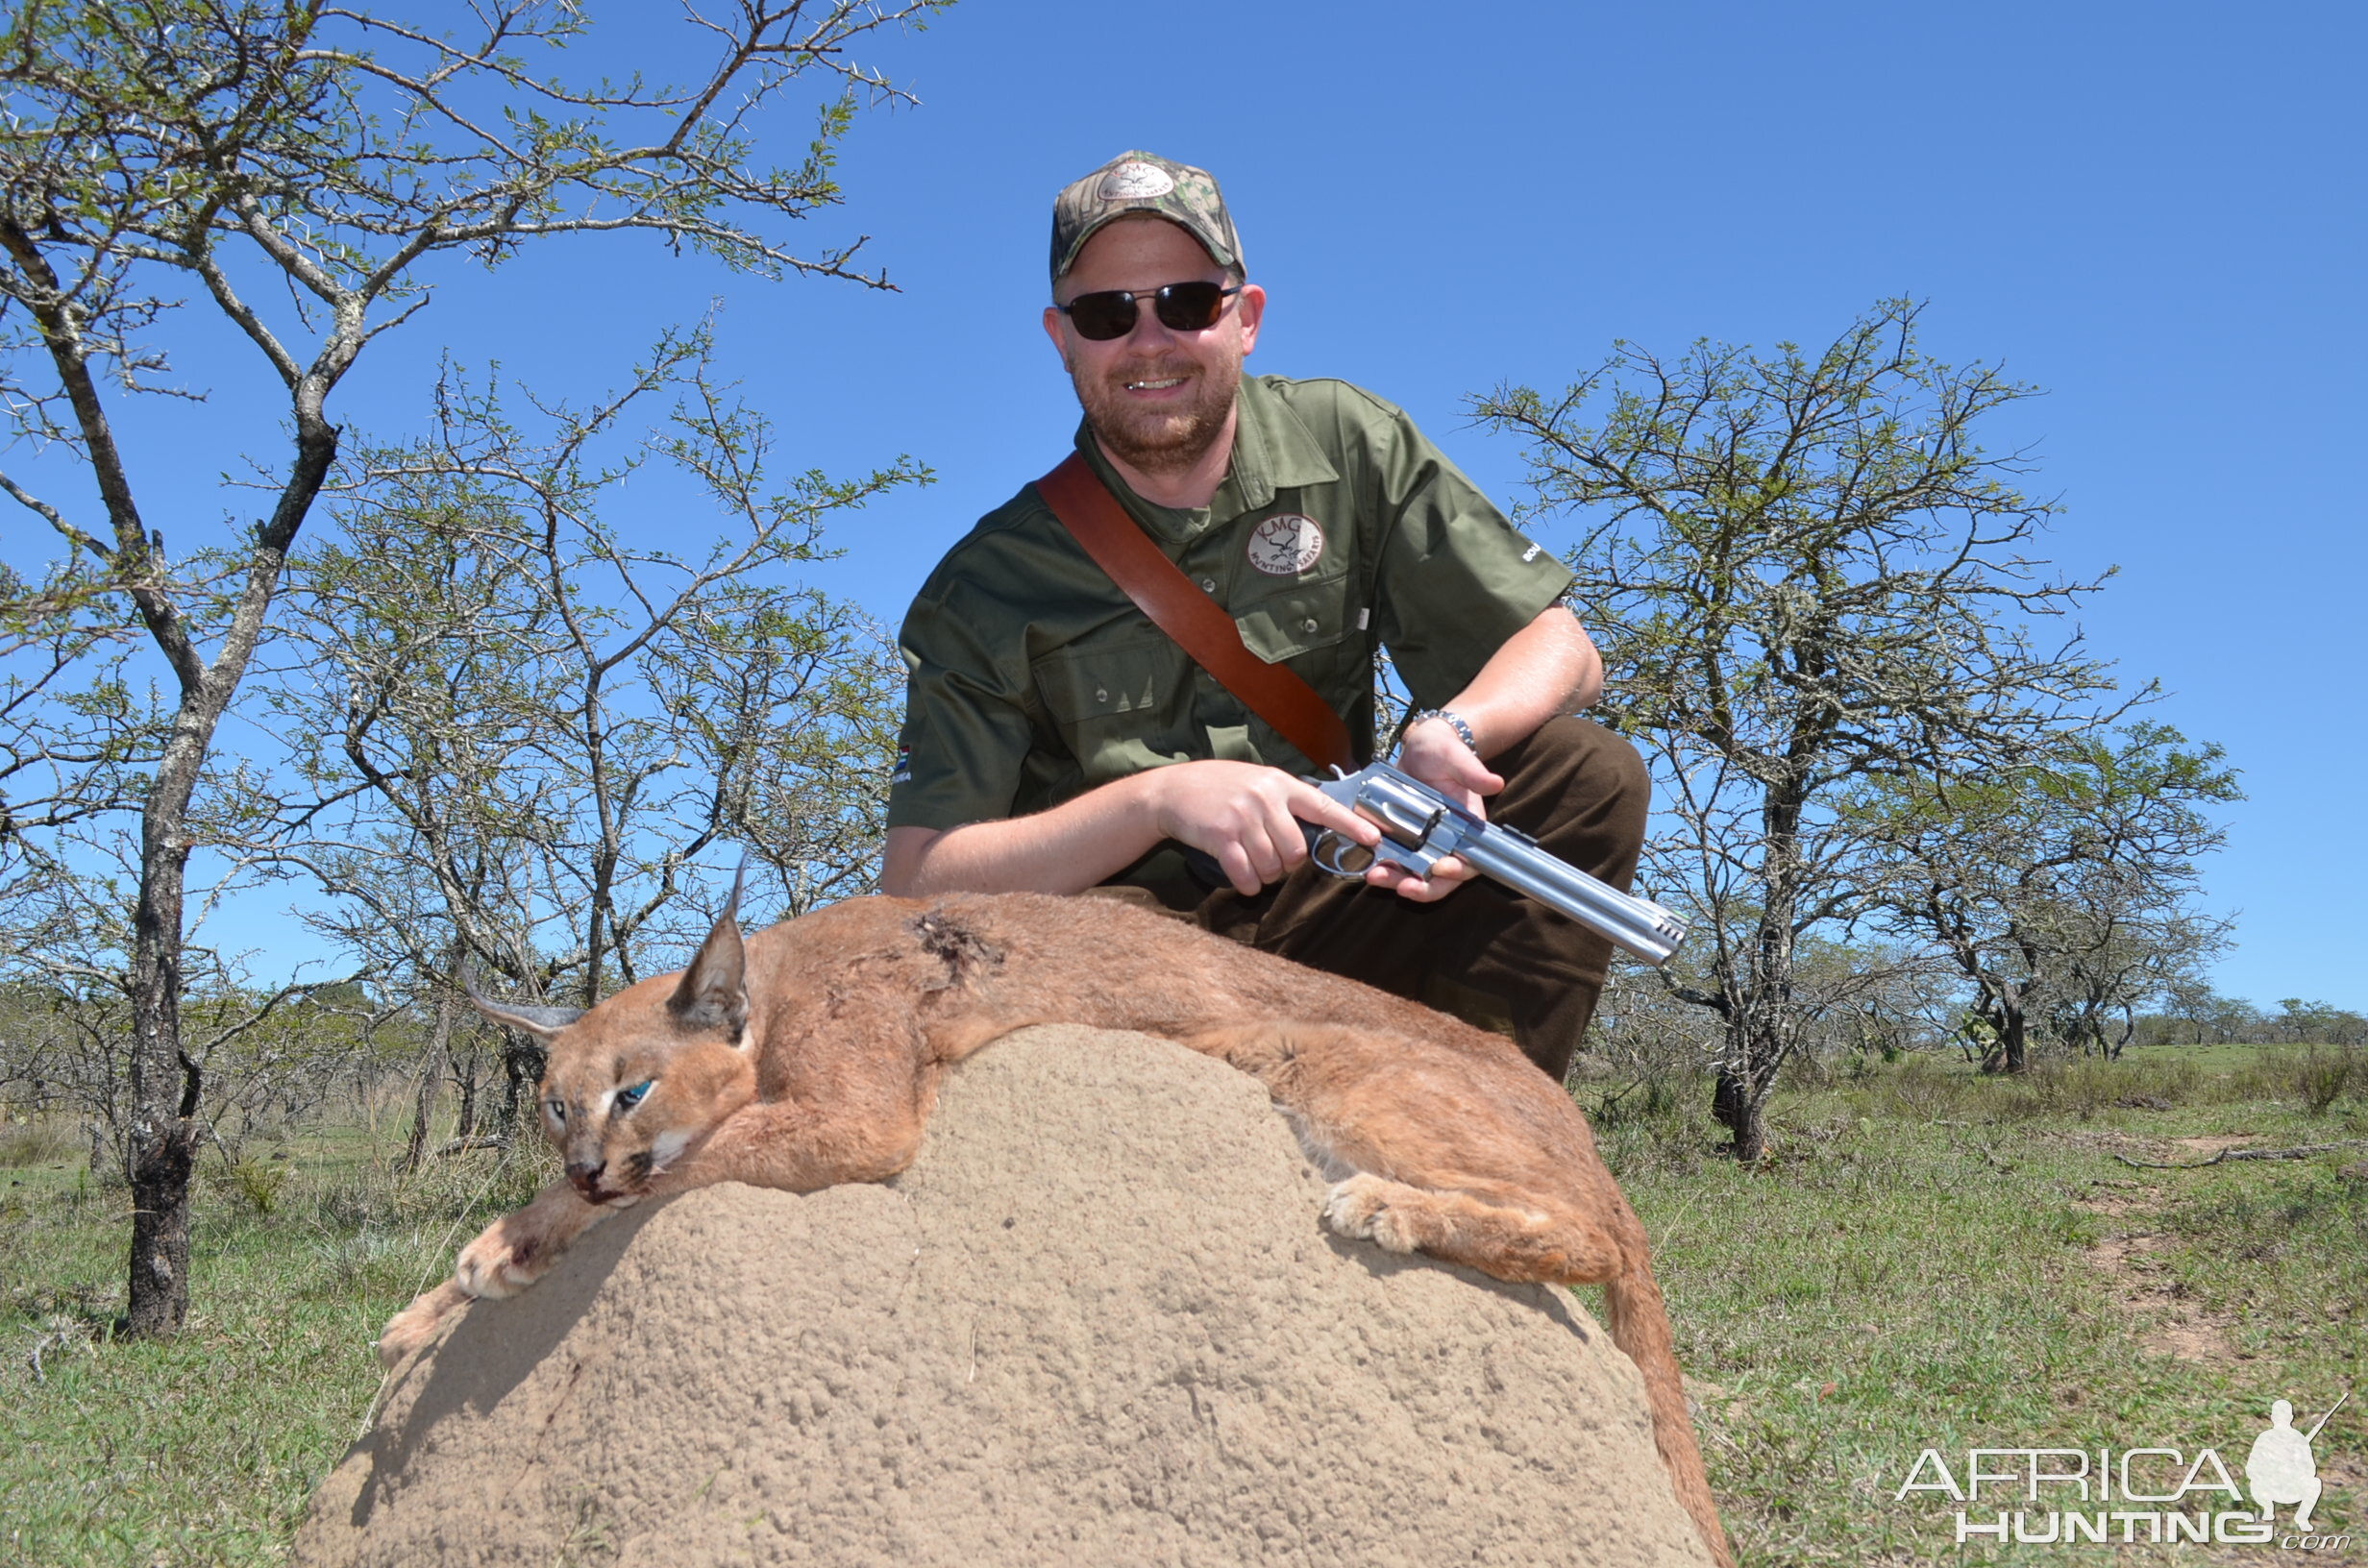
[1366,717,1505,902]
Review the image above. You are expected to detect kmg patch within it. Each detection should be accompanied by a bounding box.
[1247,513,1324,576]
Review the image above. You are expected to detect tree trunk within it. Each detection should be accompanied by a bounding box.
[400,991,458,1175]
[124,763,203,1338]
[1712,1070,1768,1164]
[125,1120,198,1335]
[1988,1000,2030,1074]
[9,207,337,1338]
[454,1043,480,1141]
[497,1034,548,1139]
[1711,1019,1777,1164]
[117,514,328,1332]
[2105,1005,2134,1062]
[124,1048,202,1337]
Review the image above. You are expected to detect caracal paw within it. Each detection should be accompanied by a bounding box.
[1323,1173,1419,1254]
[377,1279,470,1370]
[454,1212,558,1299]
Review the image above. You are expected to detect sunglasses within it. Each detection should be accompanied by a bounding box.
[1056,281,1243,341]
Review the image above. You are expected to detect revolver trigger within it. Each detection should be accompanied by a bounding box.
[1312,829,1376,876]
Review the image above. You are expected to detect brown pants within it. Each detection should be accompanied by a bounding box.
[1107,717,1651,1083]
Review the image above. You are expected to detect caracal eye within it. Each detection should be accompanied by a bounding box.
[545,1098,567,1124]
[615,1079,655,1113]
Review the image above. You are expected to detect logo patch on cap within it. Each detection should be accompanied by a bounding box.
[1098,161,1176,199]
[1247,514,1325,576]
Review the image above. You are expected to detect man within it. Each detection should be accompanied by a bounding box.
[880,150,1649,1081]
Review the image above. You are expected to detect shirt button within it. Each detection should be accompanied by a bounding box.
[1199,577,1218,593]
[1094,686,1108,704]
[1301,617,1320,633]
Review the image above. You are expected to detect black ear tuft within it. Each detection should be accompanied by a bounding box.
[460,962,585,1043]
[669,871,750,1037]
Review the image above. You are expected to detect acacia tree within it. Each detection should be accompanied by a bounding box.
[0,0,936,1337]
[0,846,380,1173]
[2039,903,2230,1061]
[2269,999,2368,1047]
[273,329,911,1134]
[1476,301,2126,1160]
[1862,722,2236,1071]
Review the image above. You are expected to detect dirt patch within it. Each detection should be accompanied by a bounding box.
[295,1026,1714,1567]
[2071,1182,2164,1218]
[2072,1181,2242,1363]
[2082,1195,2239,1364]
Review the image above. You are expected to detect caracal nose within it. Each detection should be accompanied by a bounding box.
[565,1159,604,1191]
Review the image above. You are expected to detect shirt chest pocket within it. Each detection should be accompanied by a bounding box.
[1233,574,1358,666]
[1030,639,1188,785]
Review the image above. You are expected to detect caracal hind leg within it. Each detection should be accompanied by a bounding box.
[1186,1020,1629,1287]
[1320,1171,1625,1285]
[1190,1018,1730,1567]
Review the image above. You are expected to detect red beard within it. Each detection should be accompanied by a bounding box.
[1070,351,1242,479]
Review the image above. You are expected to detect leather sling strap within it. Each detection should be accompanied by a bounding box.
[1036,452,1355,772]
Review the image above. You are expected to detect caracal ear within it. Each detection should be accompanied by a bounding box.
[459,963,585,1044]
[670,858,750,1040]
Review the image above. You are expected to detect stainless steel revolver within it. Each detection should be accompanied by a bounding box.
[1302,760,1689,967]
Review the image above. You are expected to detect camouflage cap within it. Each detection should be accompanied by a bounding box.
[1049,151,1244,285]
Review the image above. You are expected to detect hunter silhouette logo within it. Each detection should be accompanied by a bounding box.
[2249,1392,2344,1532]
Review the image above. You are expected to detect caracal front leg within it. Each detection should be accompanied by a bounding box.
[454,1178,617,1300]
[646,1090,929,1195]
[374,1183,614,1371]
[377,1279,472,1369]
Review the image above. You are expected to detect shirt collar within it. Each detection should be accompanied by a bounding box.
[1219,375,1341,514]
[1071,376,1343,544]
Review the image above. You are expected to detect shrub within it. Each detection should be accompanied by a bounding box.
[2296,1046,2363,1115]
[2231,1047,2365,1115]
[1986,1057,2196,1122]
[224,1156,292,1215]
[2146,1057,2205,1105]
[1876,1056,1972,1123]
[307,1230,449,1301]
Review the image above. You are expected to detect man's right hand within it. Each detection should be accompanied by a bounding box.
[1145,760,1380,896]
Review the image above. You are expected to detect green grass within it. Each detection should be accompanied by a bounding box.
[1581,1041,2368,1564]
[0,1118,77,1169]
[2,1044,2362,1566]
[0,1114,554,1566]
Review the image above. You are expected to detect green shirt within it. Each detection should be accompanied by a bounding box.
[889,374,1573,832]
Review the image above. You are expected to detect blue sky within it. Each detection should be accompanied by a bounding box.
[9,1,2362,1010]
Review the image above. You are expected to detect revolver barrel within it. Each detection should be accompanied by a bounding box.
[1456,831,1688,968]
[1314,762,1688,968]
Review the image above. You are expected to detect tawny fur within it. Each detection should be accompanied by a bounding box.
[379,892,1731,1567]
